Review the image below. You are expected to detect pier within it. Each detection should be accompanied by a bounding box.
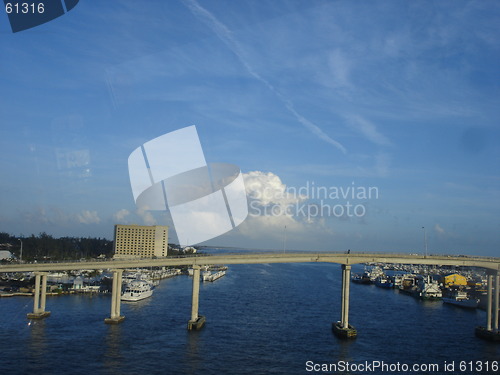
[1,252,499,340]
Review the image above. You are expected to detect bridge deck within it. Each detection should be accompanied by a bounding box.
[1,252,499,272]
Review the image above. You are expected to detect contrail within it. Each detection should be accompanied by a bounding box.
[182,0,347,154]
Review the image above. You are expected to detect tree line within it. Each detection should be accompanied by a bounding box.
[0,232,114,261]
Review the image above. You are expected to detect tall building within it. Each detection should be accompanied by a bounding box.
[113,224,168,259]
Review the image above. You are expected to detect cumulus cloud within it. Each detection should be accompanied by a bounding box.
[243,171,305,230]
[137,207,156,226]
[238,170,336,248]
[113,209,130,223]
[76,210,101,224]
[243,171,305,207]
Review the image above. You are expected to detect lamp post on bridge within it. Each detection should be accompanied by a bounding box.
[283,225,287,254]
[422,227,428,258]
[18,238,23,262]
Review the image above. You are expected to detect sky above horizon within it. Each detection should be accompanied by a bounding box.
[0,0,499,256]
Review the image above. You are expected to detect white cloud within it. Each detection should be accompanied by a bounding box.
[25,207,101,226]
[344,114,391,147]
[137,208,156,226]
[76,210,101,225]
[435,223,445,235]
[243,171,305,207]
[24,207,68,226]
[238,170,337,248]
[113,209,130,223]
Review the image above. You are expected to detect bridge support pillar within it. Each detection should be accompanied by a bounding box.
[475,271,500,341]
[105,269,125,324]
[27,272,51,319]
[487,274,493,331]
[493,272,499,332]
[188,265,205,330]
[332,264,356,339]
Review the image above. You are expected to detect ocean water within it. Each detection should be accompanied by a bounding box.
[1,262,498,374]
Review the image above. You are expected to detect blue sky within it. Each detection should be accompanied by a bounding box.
[0,0,499,255]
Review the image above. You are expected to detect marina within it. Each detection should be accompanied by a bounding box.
[1,262,498,375]
[352,263,495,306]
[0,267,186,297]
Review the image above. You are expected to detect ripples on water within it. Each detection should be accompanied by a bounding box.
[1,263,498,374]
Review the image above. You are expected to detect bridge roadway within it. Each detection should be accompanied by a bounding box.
[1,252,500,273]
[1,252,499,338]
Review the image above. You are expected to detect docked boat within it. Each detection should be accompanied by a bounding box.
[351,274,364,283]
[375,276,394,289]
[442,290,478,309]
[398,274,418,293]
[202,270,226,282]
[417,276,442,300]
[392,274,404,288]
[369,266,385,283]
[121,279,154,302]
[351,271,371,284]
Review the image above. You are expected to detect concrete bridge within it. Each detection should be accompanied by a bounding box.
[1,252,499,339]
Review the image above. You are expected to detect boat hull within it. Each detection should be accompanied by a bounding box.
[375,281,394,288]
[121,289,153,301]
[443,297,478,309]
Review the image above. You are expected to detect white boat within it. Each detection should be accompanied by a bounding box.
[202,270,226,282]
[369,266,385,282]
[121,279,154,302]
[443,290,479,309]
[418,276,442,299]
[122,272,139,284]
[392,274,404,288]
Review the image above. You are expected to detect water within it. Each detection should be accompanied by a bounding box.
[1,263,498,374]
